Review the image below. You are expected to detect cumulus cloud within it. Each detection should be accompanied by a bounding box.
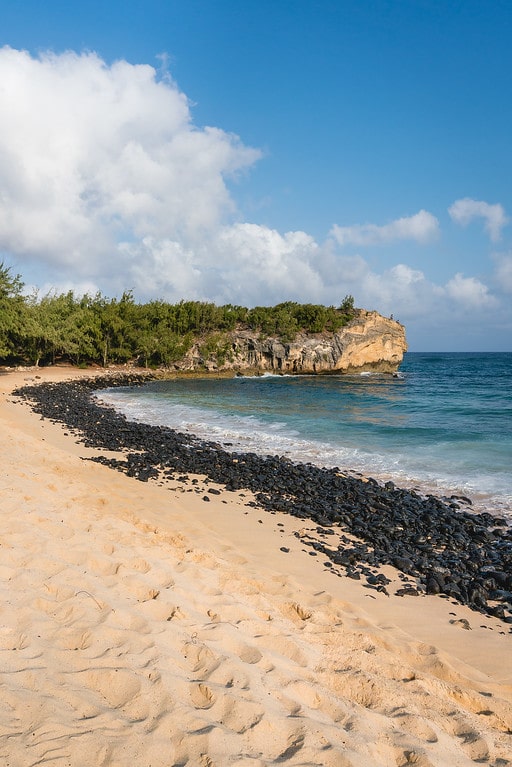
[110,224,324,307]
[208,224,323,305]
[0,46,260,274]
[448,198,508,242]
[330,210,439,248]
[313,258,499,323]
[0,46,507,348]
[444,273,498,308]
[344,263,439,319]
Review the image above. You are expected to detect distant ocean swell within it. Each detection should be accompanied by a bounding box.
[96,353,512,522]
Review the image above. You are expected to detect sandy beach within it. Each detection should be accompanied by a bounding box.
[1,366,511,767]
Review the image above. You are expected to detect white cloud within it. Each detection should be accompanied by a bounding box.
[113,224,323,306]
[208,224,323,305]
[0,46,260,272]
[349,263,437,319]
[448,198,508,242]
[119,237,202,299]
[492,253,512,293]
[0,47,508,349]
[444,273,498,308]
[314,258,498,321]
[388,263,424,287]
[330,210,439,248]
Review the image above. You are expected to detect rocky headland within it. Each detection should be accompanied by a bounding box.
[172,310,407,375]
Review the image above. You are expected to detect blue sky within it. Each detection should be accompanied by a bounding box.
[1,0,511,351]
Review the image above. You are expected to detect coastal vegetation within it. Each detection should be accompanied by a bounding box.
[0,262,356,368]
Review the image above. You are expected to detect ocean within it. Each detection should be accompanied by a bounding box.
[96,352,512,521]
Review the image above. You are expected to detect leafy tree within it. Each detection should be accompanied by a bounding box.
[199,333,233,366]
[157,332,193,367]
[0,263,26,359]
[20,291,56,366]
[0,261,359,367]
[339,294,355,316]
[56,293,101,366]
[91,291,138,366]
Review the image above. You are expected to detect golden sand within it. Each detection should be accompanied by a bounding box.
[0,367,511,766]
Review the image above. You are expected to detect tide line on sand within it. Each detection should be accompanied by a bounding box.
[0,366,511,767]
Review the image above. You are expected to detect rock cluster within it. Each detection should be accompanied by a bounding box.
[13,374,512,624]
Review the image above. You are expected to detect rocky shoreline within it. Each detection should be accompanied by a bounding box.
[13,372,512,626]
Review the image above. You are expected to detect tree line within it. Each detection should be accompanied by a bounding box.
[0,262,356,368]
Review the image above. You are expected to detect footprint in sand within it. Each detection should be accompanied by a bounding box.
[0,627,29,651]
[394,713,439,744]
[219,696,265,734]
[119,574,160,602]
[329,669,388,710]
[119,557,176,587]
[247,720,307,762]
[181,640,221,677]
[207,662,250,691]
[190,682,216,709]
[395,747,437,767]
[137,599,184,622]
[42,581,77,601]
[79,667,142,708]
[282,602,313,622]
[235,642,263,665]
[32,594,107,625]
[452,722,490,762]
[53,627,92,651]
[105,608,151,634]
[122,556,151,573]
[281,681,347,724]
[87,555,121,575]
[257,634,308,667]
[69,667,162,726]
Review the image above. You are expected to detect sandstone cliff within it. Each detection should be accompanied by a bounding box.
[173,310,407,375]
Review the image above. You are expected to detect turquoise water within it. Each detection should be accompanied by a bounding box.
[97,353,512,519]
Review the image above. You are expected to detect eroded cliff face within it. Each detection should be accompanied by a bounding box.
[174,310,407,375]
